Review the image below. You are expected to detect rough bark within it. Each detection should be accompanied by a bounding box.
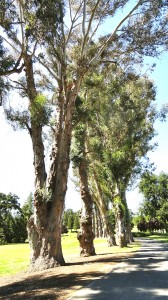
[25,53,82,270]
[126,223,134,244]
[93,203,103,238]
[77,159,96,257]
[115,202,127,248]
[93,173,116,246]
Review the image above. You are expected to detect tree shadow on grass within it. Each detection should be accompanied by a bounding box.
[0,240,146,300]
[0,251,133,300]
[0,269,105,300]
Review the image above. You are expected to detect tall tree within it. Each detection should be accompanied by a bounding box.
[82,69,157,246]
[1,0,168,270]
[95,72,157,246]
[139,171,168,232]
[0,193,27,243]
[22,193,34,221]
[72,121,96,256]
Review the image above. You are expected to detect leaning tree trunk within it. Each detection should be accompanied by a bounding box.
[126,223,134,244]
[77,159,96,257]
[93,173,116,246]
[26,54,82,270]
[115,202,127,247]
[93,203,103,238]
[125,200,134,244]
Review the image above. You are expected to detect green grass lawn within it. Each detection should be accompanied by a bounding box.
[0,232,140,277]
[147,233,168,243]
[0,243,30,276]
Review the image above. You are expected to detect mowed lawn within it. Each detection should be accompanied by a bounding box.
[0,232,141,276]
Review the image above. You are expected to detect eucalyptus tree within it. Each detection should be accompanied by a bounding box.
[1,0,168,270]
[71,97,96,256]
[139,171,168,232]
[79,68,157,247]
[94,72,157,246]
[72,67,157,248]
[0,193,27,243]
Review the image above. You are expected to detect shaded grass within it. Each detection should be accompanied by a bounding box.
[147,233,168,243]
[0,232,140,276]
[133,231,168,242]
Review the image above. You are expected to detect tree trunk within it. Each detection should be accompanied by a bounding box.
[93,173,116,246]
[77,159,96,257]
[93,203,103,238]
[27,88,78,269]
[25,54,82,270]
[115,203,127,247]
[126,223,134,244]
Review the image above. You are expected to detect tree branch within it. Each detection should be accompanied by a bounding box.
[35,55,60,83]
[82,0,86,36]
[1,36,20,54]
[0,54,24,76]
[90,0,143,65]
[81,0,101,55]
[65,2,83,47]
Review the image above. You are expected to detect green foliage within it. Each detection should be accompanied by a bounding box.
[63,209,80,231]
[0,36,15,74]
[71,123,86,167]
[108,209,116,233]
[25,0,64,43]
[0,193,27,244]
[30,94,52,126]
[138,171,168,232]
[22,193,34,221]
[84,74,104,88]
[137,218,148,232]
[73,212,80,231]
[0,193,21,213]
[114,195,126,216]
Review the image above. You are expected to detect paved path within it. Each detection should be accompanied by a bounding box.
[68,238,168,300]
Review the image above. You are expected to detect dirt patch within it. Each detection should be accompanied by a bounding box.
[0,251,134,300]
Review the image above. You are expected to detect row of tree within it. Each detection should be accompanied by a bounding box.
[0,191,80,243]
[0,190,127,244]
[135,172,168,233]
[1,0,168,271]
[63,209,80,232]
[0,192,33,244]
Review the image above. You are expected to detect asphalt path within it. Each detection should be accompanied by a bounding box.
[68,238,168,300]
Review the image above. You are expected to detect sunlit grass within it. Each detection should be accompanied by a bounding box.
[147,233,168,243]
[0,243,30,276]
[0,231,140,276]
[95,239,141,254]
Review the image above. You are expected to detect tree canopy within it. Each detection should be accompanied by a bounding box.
[137,172,168,232]
[0,193,27,243]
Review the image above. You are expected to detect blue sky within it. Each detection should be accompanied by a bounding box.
[0,55,168,213]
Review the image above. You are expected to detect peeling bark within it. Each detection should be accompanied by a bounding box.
[77,159,96,257]
[115,203,127,248]
[25,53,82,270]
[93,173,116,246]
[93,203,103,238]
[126,223,134,244]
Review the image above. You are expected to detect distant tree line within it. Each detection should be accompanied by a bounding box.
[0,192,81,243]
[0,192,33,244]
[134,172,168,234]
[0,191,129,243]
[62,209,80,233]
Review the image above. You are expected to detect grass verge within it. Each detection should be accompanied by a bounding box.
[0,232,140,276]
[147,233,168,243]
